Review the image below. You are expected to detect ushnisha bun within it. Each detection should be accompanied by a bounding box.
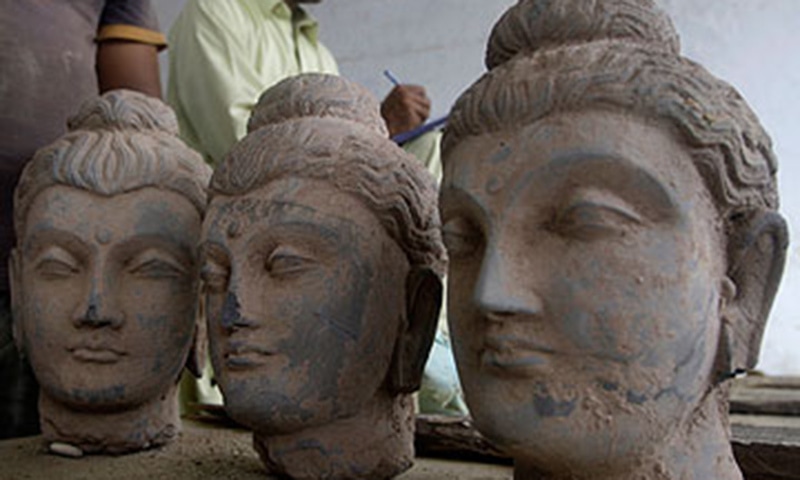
[486,0,679,69]
[247,73,388,137]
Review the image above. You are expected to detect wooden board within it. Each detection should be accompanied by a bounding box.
[732,414,800,480]
[416,413,800,480]
[731,376,800,416]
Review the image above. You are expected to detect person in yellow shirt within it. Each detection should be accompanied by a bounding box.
[168,0,432,166]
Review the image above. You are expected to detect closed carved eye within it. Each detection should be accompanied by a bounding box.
[442,216,483,259]
[552,192,643,241]
[265,246,317,278]
[128,250,187,279]
[35,247,80,279]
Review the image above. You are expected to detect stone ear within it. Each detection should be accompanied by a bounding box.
[721,210,788,372]
[185,292,207,378]
[8,249,24,356]
[388,267,443,394]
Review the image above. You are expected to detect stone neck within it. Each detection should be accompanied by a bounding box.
[39,384,181,455]
[513,388,742,480]
[253,392,415,480]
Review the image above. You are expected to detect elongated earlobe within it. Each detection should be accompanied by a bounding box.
[388,267,443,393]
[722,210,788,372]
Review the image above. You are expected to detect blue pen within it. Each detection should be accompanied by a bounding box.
[383,69,401,87]
[392,115,448,145]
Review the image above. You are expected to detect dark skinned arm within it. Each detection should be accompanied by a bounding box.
[96,40,162,98]
[381,84,431,137]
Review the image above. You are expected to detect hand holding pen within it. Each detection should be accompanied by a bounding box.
[380,69,431,138]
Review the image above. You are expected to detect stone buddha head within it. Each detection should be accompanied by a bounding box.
[11,90,211,454]
[440,1,787,479]
[202,73,445,479]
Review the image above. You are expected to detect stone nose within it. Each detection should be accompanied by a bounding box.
[473,247,543,320]
[73,277,124,329]
[220,291,255,331]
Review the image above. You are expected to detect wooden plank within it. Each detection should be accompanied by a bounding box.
[731,376,800,416]
[414,415,510,464]
[732,414,800,480]
[417,413,800,480]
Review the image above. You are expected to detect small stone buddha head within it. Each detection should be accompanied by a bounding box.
[440,1,787,478]
[202,73,445,479]
[11,90,211,454]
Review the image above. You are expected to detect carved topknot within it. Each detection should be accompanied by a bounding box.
[486,0,680,69]
[68,89,179,136]
[247,73,388,137]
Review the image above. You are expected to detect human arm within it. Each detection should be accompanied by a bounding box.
[96,0,166,98]
[381,84,431,137]
[97,41,162,98]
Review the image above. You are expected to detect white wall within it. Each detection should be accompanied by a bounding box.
[310,0,514,119]
[156,0,800,375]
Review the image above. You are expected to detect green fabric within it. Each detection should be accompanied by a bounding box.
[404,130,443,182]
[167,0,339,165]
[418,329,468,416]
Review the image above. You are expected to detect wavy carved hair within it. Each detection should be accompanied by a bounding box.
[444,0,778,221]
[14,90,212,235]
[210,74,446,276]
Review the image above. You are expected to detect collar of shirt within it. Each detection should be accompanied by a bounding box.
[259,0,320,44]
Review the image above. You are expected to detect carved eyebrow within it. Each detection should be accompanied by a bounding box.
[517,151,681,222]
[245,220,344,252]
[23,229,92,258]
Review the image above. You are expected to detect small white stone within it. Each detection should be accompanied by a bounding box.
[49,442,84,458]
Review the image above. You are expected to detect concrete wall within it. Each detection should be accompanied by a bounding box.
[155,0,800,375]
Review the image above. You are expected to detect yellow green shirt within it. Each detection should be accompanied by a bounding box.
[168,0,339,165]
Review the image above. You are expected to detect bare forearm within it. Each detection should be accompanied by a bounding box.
[96,41,162,98]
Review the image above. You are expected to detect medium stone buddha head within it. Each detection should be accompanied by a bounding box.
[11,90,211,454]
[202,73,445,479]
[440,1,787,479]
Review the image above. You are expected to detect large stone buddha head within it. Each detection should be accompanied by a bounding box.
[202,73,445,479]
[11,90,211,454]
[440,1,787,479]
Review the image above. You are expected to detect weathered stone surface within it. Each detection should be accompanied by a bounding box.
[10,90,210,454]
[202,73,446,479]
[440,0,787,479]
